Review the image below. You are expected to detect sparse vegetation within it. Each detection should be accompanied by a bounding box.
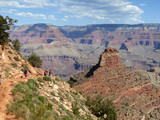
[50,91,56,96]
[11,63,17,68]
[7,79,54,120]
[21,63,28,70]
[8,50,13,54]
[4,67,10,78]
[12,39,21,52]
[28,52,42,68]
[86,96,117,120]
[37,77,45,83]
[72,101,80,115]
[14,56,20,61]
[8,55,11,60]
[67,80,74,88]
[43,76,51,81]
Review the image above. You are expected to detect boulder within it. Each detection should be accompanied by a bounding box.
[27,63,37,74]
[34,68,44,75]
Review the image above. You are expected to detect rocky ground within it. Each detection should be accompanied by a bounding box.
[0,44,96,120]
[71,48,160,120]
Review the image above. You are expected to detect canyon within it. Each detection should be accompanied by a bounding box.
[9,23,160,77]
[71,48,160,119]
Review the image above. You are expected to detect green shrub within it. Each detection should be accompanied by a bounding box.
[85,96,117,120]
[55,76,63,82]
[11,63,17,68]
[26,79,39,91]
[60,96,64,101]
[67,80,74,88]
[50,91,55,96]
[43,76,51,81]
[48,85,53,88]
[14,56,19,61]
[65,93,71,101]
[8,50,13,54]
[37,77,44,83]
[21,63,28,69]
[11,89,18,96]
[12,39,21,52]
[28,52,42,68]
[52,79,56,84]
[7,79,54,120]
[72,101,80,115]
[52,98,58,104]
[38,96,46,104]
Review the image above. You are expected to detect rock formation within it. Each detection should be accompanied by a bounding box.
[99,48,122,67]
[71,48,160,120]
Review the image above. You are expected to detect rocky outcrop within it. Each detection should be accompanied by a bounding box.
[71,48,160,120]
[99,48,122,67]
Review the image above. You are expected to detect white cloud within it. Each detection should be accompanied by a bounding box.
[64,16,69,18]
[62,18,68,21]
[56,0,144,23]
[0,9,17,14]
[0,0,144,23]
[0,0,56,8]
[48,15,57,21]
[15,12,47,20]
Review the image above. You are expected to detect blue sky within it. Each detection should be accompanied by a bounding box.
[0,0,159,26]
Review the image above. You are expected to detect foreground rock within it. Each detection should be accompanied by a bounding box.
[71,48,160,120]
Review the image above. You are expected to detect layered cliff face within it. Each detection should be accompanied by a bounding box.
[71,48,160,120]
[9,23,160,77]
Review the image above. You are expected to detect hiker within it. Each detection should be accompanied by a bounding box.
[24,69,28,78]
[0,75,1,85]
[44,68,49,76]
[49,70,53,77]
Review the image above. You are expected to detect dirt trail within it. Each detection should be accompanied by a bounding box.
[0,75,41,120]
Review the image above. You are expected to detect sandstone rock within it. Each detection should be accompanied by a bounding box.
[27,63,37,74]
[99,48,122,67]
[34,68,44,75]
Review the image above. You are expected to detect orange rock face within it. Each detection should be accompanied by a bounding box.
[99,48,122,67]
[72,48,160,120]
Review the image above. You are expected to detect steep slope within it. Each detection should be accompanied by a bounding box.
[71,48,160,120]
[0,45,43,79]
[0,45,96,120]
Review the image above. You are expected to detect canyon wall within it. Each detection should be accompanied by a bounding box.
[9,23,160,77]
